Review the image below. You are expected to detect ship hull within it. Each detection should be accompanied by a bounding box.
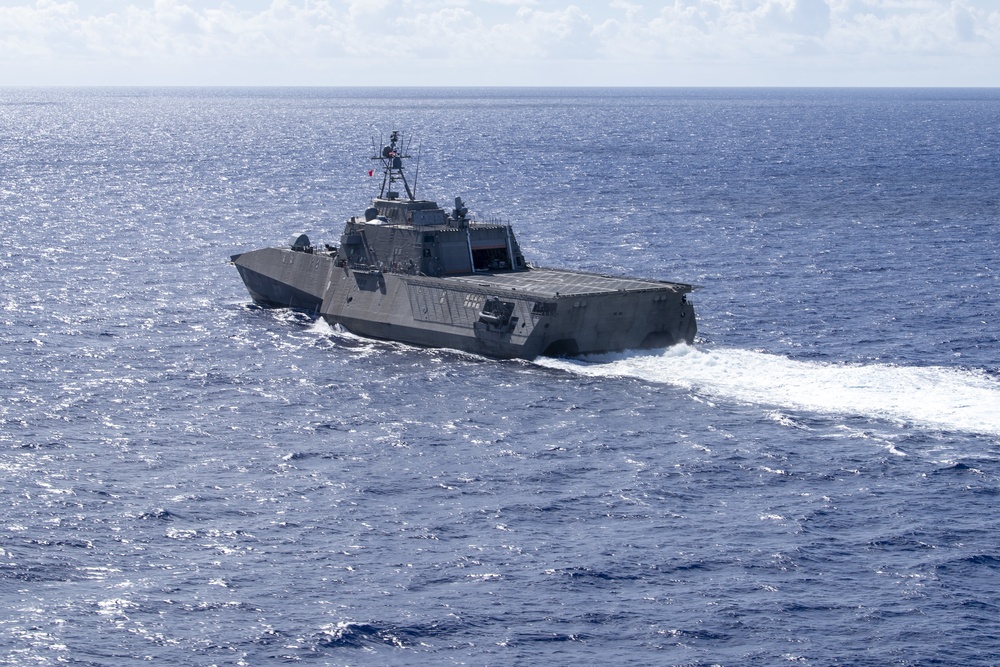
[233,247,696,360]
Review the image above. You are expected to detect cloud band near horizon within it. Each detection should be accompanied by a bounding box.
[1,0,998,86]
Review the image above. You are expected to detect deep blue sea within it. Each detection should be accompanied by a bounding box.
[2,87,1000,666]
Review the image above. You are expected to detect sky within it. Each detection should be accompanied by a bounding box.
[1,0,998,86]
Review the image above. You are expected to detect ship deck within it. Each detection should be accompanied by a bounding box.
[406,266,695,299]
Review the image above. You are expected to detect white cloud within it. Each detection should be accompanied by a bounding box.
[0,0,997,85]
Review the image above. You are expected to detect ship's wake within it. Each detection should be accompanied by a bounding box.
[535,345,1000,436]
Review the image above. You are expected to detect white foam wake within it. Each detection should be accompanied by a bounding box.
[535,346,1000,436]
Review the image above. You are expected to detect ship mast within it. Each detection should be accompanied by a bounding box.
[372,130,414,201]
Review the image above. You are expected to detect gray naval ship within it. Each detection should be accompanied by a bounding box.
[231,132,696,359]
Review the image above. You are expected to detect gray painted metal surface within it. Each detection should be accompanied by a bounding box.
[232,132,697,359]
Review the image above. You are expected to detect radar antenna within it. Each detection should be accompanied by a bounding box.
[371,130,414,201]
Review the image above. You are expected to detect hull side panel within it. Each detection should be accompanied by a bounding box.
[317,270,695,359]
[321,272,541,358]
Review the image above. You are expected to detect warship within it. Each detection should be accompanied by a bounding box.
[231,132,697,359]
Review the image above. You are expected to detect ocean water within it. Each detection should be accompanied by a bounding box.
[2,87,999,666]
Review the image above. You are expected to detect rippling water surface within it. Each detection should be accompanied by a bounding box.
[2,87,1000,666]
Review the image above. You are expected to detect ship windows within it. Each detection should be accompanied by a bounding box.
[412,210,446,226]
